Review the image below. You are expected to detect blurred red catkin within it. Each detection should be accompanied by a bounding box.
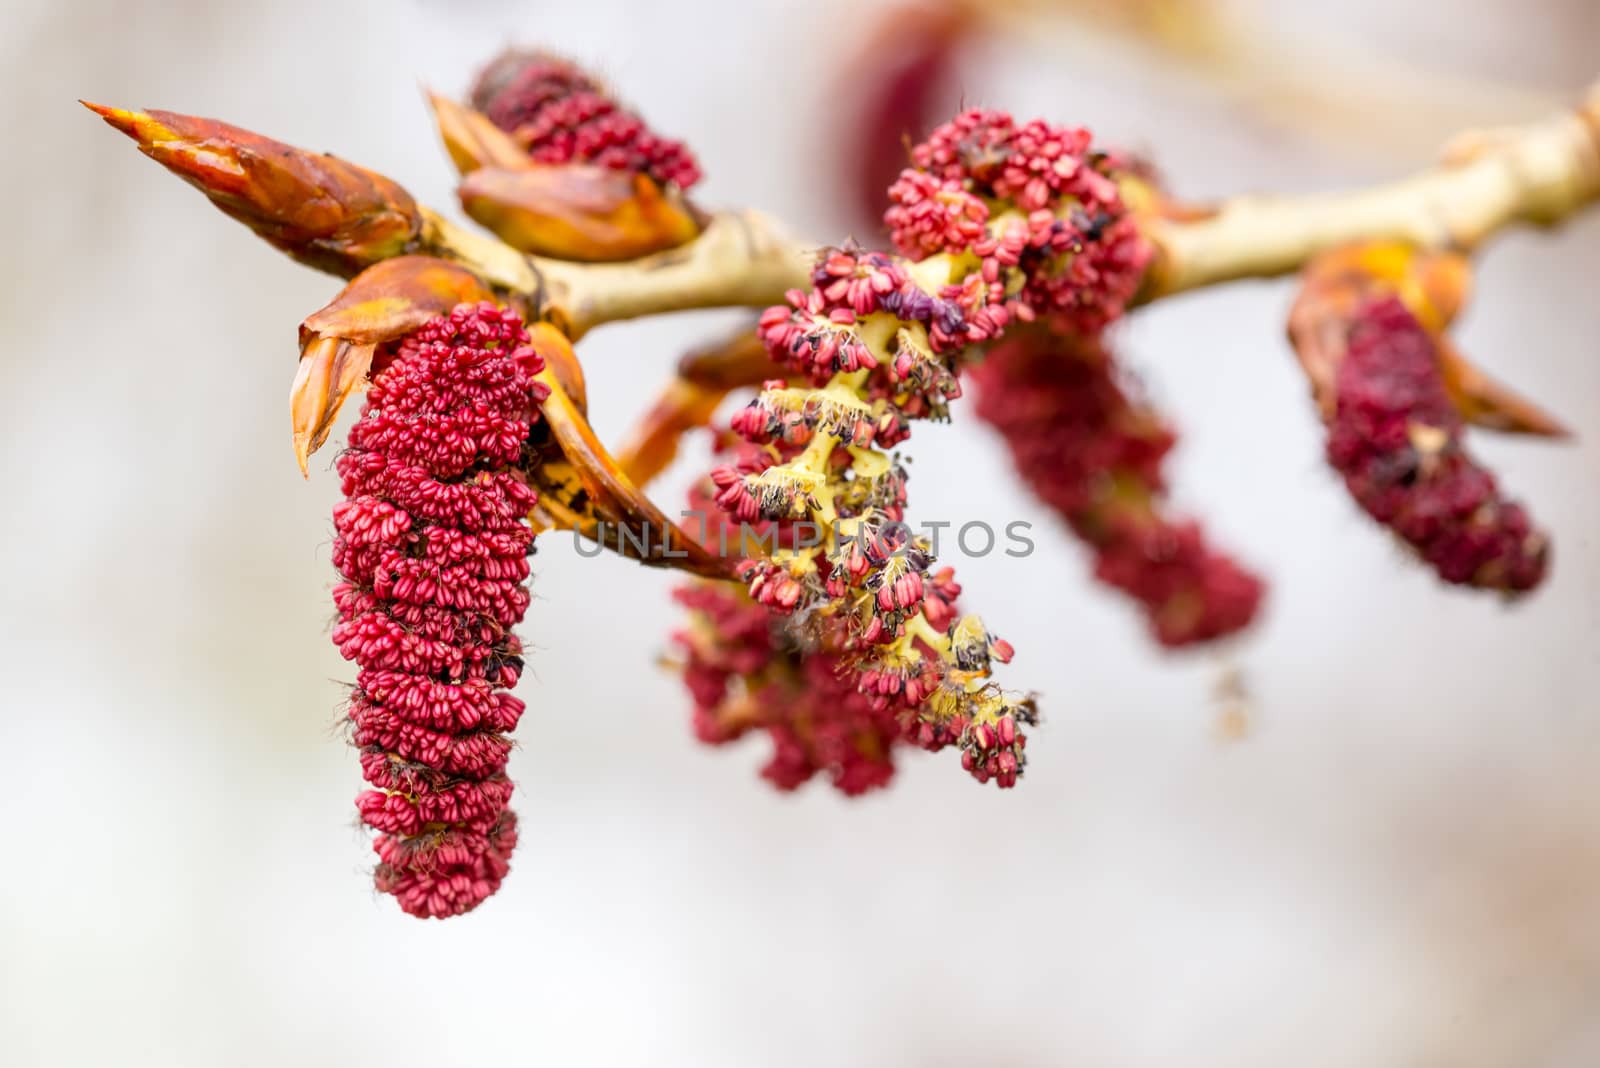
[970,324,1264,647]
[844,0,974,230]
[331,302,547,917]
[470,49,702,190]
[674,582,903,796]
[1326,296,1547,592]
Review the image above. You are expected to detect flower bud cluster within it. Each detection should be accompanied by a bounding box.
[675,424,1026,789]
[692,110,1156,786]
[885,108,1151,335]
[471,50,702,190]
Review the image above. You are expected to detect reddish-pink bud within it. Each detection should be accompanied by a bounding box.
[470,50,702,190]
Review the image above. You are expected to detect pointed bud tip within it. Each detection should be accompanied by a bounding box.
[87,104,421,274]
[81,99,139,135]
[420,85,447,117]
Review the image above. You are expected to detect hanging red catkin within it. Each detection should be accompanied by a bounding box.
[673,580,904,796]
[971,323,1264,647]
[1326,296,1547,592]
[842,1,974,231]
[330,302,547,918]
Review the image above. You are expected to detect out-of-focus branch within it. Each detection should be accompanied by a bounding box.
[1140,85,1600,298]
[976,0,1564,156]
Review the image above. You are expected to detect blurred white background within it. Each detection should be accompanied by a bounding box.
[2,1,1598,1064]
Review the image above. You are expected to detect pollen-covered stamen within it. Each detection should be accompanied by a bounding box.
[738,558,810,613]
[876,283,971,349]
[855,641,945,707]
[948,614,1014,673]
[821,522,933,643]
[957,696,1033,789]
[937,273,1011,349]
[713,461,824,522]
[871,406,914,448]
[812,246,913,316]
[729,381,885,448]
[830,457,909,520]
[877,661,1034,789]
[728,387,814,447]
[871,556,926,614]
[331,301,543,919]
[920,566,961,631]
[758,291,881,382]
[885,326,962,419]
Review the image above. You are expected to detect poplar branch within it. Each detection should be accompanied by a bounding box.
[530,210,813,338]
[421,207,811,339]
[462,81,1600,330]
[92,81,1600,342]
[1140,84,1600,298]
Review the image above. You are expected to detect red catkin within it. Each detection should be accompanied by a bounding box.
[1326,296,1547,592]
[715,107,1159,784]
[331,302,546,918]
[971,324,1264,647]
[677,449,1026,791]
[673,582,903,796]
[844,1,972,229]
